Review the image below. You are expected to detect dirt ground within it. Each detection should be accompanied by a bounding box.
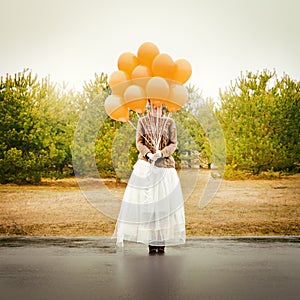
[0,170,299,237]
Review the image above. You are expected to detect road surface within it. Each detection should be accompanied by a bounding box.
[0,236,299,300]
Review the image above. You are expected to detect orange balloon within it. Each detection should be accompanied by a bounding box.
[172,59,192,84]
[117,52,138,75]
[131,65,152,87]
[146,77,169,107]
[108,70,129,95]
[137,42,160,67]
[123,85,147,114]
[151,53,175,79]
[104,94,129,122]
[131,65,152,79]
[165,84,188,112]
[164,101,181,112]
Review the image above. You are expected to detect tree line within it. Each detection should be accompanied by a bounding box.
[218,70,300,177]
[0,68,299,183]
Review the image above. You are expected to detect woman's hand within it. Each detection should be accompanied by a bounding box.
[153,150,162,160]
[147,153,156,161]
[147,151,161,162]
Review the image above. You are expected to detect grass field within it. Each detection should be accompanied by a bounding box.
[0,170,299,237]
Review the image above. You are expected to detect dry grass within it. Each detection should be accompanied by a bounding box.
[0,171,299,237]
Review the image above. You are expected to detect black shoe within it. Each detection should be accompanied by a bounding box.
[148,245,157,254]
[149,245,157,254]
[157,246,165,254]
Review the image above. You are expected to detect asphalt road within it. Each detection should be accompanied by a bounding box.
[0,236,299,300]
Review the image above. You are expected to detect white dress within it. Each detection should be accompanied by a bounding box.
[112,159,186,247]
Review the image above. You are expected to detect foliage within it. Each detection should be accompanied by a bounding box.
[72,73,111,177]
[218,70,300,176]
[172,85,225,171]
[0,70,76,183]
[111,113,138,181]
[1,68,298,184]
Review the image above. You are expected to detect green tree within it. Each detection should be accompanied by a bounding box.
[111,113,138,182]
[172,85,224,170]
[0,70,46,183]
[72,73,114,177]
[0,69,79,183]
[37,78,79,178]
[218,69,300,176]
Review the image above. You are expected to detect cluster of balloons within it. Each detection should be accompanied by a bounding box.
[104,42,192,122]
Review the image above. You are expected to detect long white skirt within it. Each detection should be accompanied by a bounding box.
[112,159,186,247]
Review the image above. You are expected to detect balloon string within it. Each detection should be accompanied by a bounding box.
[156,112,171,149]
[133,112,156,148]
[147,114,158,148]
[156,108,159,150]
[133,106,170,155]
[155,105,163,150]
[146,103,156,148]
[128,119,153,146]
[135,112,155,146]
[149,115,157,148]
[141,115,156,148]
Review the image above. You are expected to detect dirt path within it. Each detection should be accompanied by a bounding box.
[0,171,299,236]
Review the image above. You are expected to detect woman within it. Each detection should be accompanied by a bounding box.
[112,103,186,254]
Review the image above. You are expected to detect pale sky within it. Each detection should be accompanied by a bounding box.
[1,0,299,99]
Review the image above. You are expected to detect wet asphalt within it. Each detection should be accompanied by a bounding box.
[0,236,299,300]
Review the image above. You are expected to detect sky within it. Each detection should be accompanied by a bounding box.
[1,0,300,100]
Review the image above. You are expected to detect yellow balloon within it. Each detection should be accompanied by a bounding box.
[108,70,129,95]
[137,42,160,67]
[104,94,129,122]
[123,85,147,114]
[117,52,138,75]
[172,59,192,84]
[164,84,188,112]
[131,65,152,87]
[146,77,170,107]
[131,65,152,79]
[151,53,175,79]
